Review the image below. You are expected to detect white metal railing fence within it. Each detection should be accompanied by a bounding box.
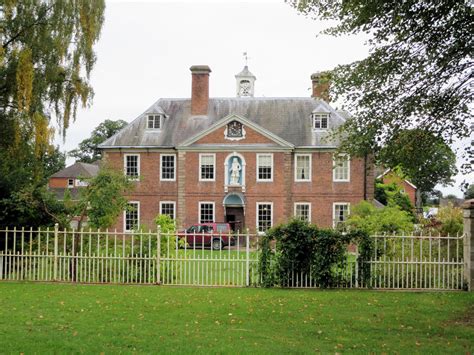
[0,226,260,286]
[0,226,465,290]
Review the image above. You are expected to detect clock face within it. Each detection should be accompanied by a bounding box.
[227,121,243,137]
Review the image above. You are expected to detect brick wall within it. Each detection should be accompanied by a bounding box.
[103,148,372,233]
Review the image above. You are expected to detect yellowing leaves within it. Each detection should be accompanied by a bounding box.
[16,48,34,112]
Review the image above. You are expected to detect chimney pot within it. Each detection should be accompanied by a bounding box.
[190,65,211,115]
[311,71,331,102]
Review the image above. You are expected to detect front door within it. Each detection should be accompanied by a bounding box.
[225,207,244,233]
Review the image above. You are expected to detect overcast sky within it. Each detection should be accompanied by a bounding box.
[56,0,471,197]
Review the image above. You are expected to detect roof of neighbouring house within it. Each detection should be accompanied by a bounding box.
[99,97,348,149]
[50,162,100,179]
[376,168,417,189]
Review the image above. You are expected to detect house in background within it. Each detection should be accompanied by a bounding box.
[99,65,375,233]
[377,168,417,206]
[48,162,100,200]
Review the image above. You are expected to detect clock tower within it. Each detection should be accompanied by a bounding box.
[235,66,256,97]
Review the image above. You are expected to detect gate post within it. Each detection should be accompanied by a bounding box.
[245,229,250,287]
[463,199,474,291]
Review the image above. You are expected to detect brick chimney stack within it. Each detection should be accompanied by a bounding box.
[190,65,211,116]
[311,71,331,102]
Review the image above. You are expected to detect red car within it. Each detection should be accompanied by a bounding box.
[178,223,234,250]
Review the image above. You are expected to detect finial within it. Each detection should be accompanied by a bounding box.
[243,52,249,66]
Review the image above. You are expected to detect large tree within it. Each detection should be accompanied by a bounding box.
[0,1,105,227]
[69,119,128,163]
[290,0,473,173]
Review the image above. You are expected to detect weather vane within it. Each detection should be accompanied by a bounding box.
[243,52,249,66]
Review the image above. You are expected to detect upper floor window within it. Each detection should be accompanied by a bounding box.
[200,154,215,181]
[257,154,273,181]
[147,114,162,129]
[160,154,175,181]
[294,203,311,222]
[124,201,140,232]
[312,113,329,130]
[295,154,311,182]
[333,154,350,182]
[124,154,140,179]
[160,201,176,220]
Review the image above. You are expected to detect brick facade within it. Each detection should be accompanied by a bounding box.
[103,146,373,233]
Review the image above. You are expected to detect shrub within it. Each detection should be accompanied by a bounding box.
[346,201,414,235]
[434,203,463,236]
[259,219,373,288]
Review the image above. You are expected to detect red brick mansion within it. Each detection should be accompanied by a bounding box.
[100,65,374,233]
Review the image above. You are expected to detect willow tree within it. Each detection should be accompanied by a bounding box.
[0,0,105,227]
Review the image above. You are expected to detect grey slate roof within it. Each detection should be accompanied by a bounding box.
[100,97,347,149]
[50,162,100,178]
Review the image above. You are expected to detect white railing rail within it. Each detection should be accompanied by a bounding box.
[0,226,465,290]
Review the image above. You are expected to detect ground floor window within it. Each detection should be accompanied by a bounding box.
[160,201,175,220]
[333,203,349,228]
[257,202,272,233]
[124,201,140,232]
[199,202,215,223]
[294,203,311,222]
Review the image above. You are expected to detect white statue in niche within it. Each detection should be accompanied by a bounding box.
[230,157,241,185]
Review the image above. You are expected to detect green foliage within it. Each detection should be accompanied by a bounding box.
[436,203,463,237]
[290,1,472,173]
[76,167,134,229]
[465,184,474,199]
[0,1,105,227]
[374,182,414,219]
[379,130,457,194]
[69,119,128,163]
[259,219,373,288]
[346,201,414,235]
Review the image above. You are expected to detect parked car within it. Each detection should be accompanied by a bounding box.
[177,223,234,250]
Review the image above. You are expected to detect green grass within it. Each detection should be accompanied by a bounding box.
[0,283,472,353]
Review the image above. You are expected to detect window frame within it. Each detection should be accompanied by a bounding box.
[256,153,273,182]
[333,154,350,182]
[294,202,311,223]
[124,201,140,233]
[333,202,350,228]
[199,201,215,224]
[294,153,312,182]
[147,114,162,130]
[123,154,140,180]
[67,178,74,188]
[199,153,216,182]
[256,202,273,234]
[312,113,329,130]
[160,201,176,220]
[160,154,176,181]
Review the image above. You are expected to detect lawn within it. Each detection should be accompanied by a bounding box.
[0,283,472,353]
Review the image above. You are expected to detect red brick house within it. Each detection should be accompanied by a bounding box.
[377,169,417,207]
[48,162,100,200]
[100,65,374,233]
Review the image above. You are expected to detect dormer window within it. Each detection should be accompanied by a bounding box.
[312,113,329,130]
[147,114,162,129]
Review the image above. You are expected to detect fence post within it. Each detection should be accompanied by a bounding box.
[156,226,161,285]
[463,199,474,291]
[355,244,359,288]
[53,223,59,281]
[245,229,250,287]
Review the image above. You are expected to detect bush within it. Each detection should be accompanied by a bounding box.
[346,201,414,235]
[259,219,372,288]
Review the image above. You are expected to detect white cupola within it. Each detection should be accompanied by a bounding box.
[235,66,256,97]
